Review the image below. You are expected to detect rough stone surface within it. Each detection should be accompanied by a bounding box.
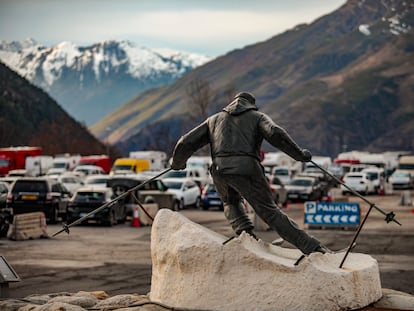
[1,290,412,311]
[150,209,383,311]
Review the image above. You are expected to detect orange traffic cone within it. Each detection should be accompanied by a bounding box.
[131,206,140,227]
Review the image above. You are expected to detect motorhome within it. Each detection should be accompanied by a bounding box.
[398,155,414,173]
[129,150,168,171]
[47,154,81,176]
[25,155,54,176]
[110,158,150,175]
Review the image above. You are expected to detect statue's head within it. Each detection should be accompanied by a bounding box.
[234,92,255,105]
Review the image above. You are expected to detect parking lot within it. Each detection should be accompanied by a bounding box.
[2,189,414,298]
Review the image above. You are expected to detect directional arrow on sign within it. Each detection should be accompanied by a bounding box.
[341,215,348,223]
[349,215,358,223]
[323,215,331,223]
[315,215,323,222]
[306,215,314,223]
[332,215,340,223]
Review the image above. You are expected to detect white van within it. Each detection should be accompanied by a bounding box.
[341,172,376,195]
[361,167,386,194]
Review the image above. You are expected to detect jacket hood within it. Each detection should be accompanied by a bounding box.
[223,97,258,116]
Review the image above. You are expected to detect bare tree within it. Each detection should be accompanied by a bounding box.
[186,78,211,120]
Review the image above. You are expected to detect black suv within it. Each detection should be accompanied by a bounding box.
[6,177,71,223]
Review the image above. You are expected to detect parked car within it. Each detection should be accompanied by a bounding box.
[200,183,223,211]
[57,173,85,195]
[84,174,111,188]
[66,187,126,226]
[341,172,376,195]
[162,178,201,209]
[6,177,71,223]
[162,168,210,188]
[269,176,287,207]
[6,169,27,177]
[388,170,414,189]
[73,165,105,177]
[271,166,294,185]
[361,167,386,194]
[107,175,178,214]
[0,181,10,209]
[285,176,324,202]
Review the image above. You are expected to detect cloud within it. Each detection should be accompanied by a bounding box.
[0,1,345,55]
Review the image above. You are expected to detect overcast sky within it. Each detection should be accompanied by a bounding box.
[0,0,346,56]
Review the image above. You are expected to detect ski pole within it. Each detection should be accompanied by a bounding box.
[308,160,401,268]
[52,167,172,237]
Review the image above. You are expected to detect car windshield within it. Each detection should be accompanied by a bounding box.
[13,181,47,193]
[86,178,108,184]
[74,192,105,202]
[163,181,183,189]
[206,184,216,192]
[346,174,363,179]
[112,165,133,171]
[290,179,312,186]
[0,159,9,168]
[393,172,409,177]
[163,171,187,178]
[274,168,288,175]
[53,162,67,169]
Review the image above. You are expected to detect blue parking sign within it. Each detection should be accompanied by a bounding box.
[304,202,360,226]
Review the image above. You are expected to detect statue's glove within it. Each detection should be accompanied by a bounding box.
[171,160,186,170]
[301,149,312,162]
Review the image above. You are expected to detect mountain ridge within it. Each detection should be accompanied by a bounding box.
[0,61,108,155]
[0,39,211,125]
[98,0,414,157]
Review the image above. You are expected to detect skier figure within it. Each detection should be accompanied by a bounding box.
[171,91,330,255]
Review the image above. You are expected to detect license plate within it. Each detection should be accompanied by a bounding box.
[210,200,221,205]
[22,195,37,200]
[288,194,298,198]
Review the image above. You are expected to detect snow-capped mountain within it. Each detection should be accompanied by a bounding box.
[0,39,212,125]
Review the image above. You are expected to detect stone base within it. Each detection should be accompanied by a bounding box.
[150,209,382,311]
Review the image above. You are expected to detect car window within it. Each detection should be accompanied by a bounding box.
[274,168,288,176]
[0,183,8,193]
[290,179,312,186]
[206,184,216,192]
[13,181,47,193]
[86,178,108,184]
[163,181,183,189]
[74,191,105,202]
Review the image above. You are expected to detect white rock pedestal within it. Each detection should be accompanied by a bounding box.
[149,209,382,311]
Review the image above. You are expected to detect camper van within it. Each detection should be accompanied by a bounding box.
[398,155,414,172]
[129,151,168,171]
[110,158,150,175]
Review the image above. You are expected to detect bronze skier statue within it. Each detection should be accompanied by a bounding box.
[171,91,331,255]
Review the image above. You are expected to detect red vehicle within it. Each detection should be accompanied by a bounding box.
[77,155,111,174]
[0,146,42,177]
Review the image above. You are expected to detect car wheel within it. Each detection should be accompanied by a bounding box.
[49,207,59,224]
[194,196,201,209]
[173,200,180,211]
[105,209,116,227]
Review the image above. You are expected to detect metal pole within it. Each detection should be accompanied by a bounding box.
[52,167,172,237]
[308,160,401,268]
